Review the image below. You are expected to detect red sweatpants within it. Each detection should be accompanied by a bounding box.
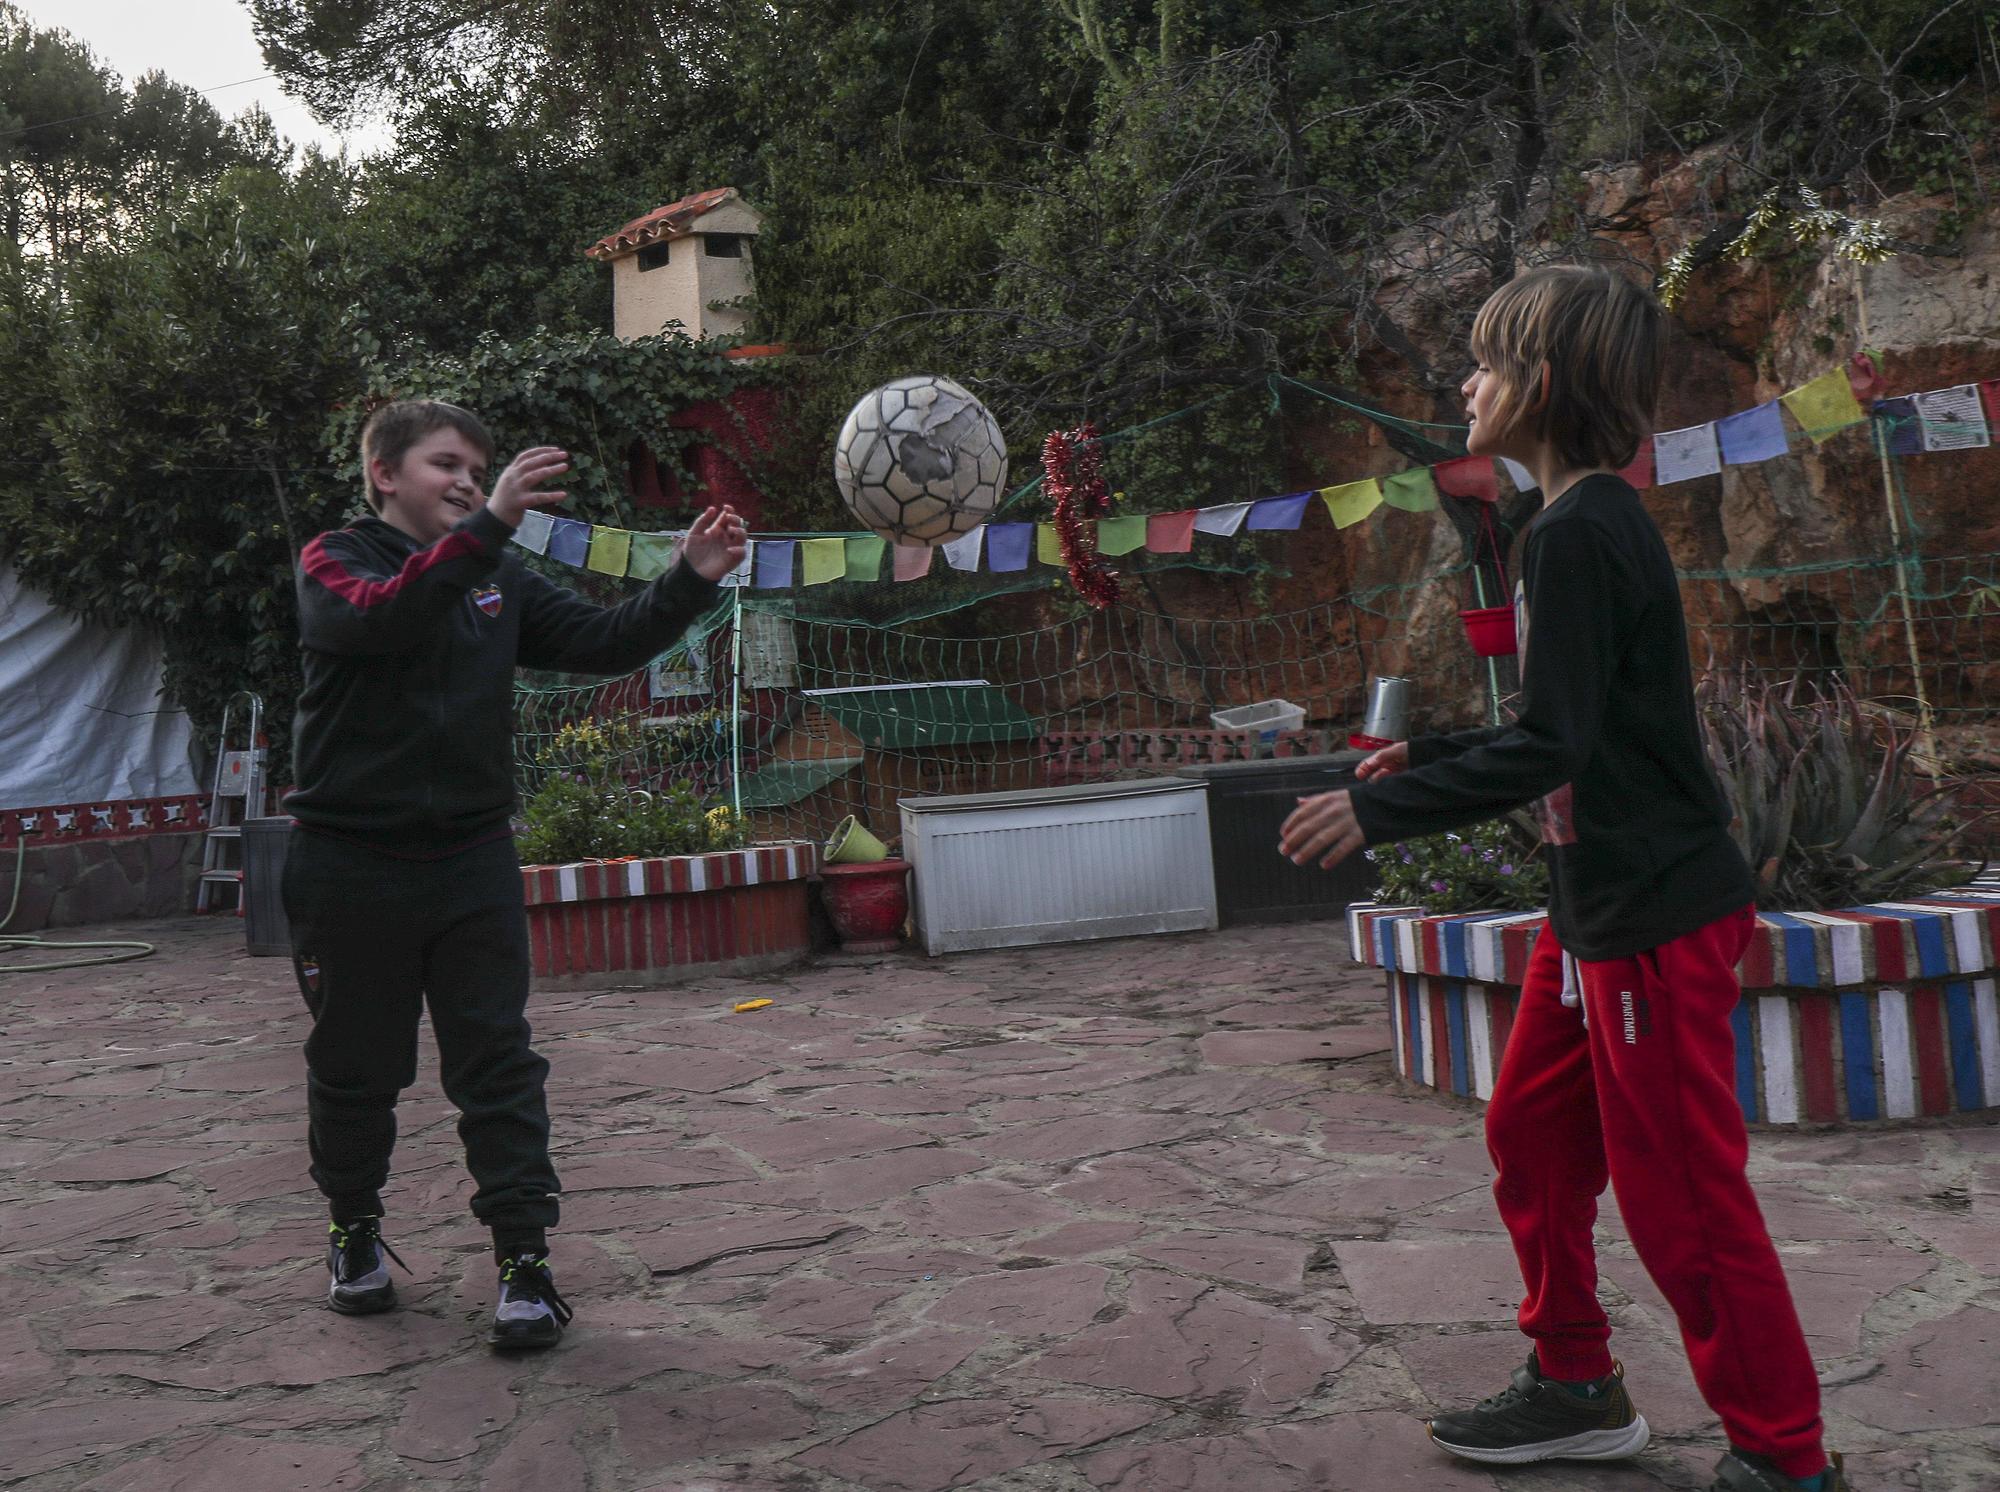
[1485,905,1826,1478]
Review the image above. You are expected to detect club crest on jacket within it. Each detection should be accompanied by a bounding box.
[471,585,503,618]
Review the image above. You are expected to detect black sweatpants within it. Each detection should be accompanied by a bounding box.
[282,829,560,1247]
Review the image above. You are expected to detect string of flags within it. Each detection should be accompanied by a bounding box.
[511,362,1998,588]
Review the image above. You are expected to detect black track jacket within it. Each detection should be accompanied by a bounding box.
[286,508,720,857]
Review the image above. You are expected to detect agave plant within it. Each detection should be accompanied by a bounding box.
[1697,671,1985,909]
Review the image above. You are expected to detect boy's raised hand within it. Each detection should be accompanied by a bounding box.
[485,447,571,528]
[681,505,749,581]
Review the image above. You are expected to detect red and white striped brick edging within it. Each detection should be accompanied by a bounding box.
[521,842,817,989]
[1347,886,2000,1126]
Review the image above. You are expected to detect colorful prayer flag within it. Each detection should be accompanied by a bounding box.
[1499,457,1537,494]
[1780,367,1866,443]
[1653,424,1722,484]
[844,535,887,581]
[940,526,985,572]
[1716,401,1789,466]
[1320,479,1383,528]
[586,527,632,577]
[752,540,795,589]
[1980,380,2000,429]
[546,518,590,567]
[1432,456,1498,503]
[718,545,754,588]
[1097,515,1147,555]
[1192,502,1251,536]
[1036,523,1063,566]
[1382,468,1439,513]
[1913,384,1990,451]
[892,543,934,581]
[800,537,845,586]
[514,510,554,555]
[1145,510,1197,553]
[1873,396,1923,456]
[627,531,682,581]
[1247,492,1312,530]
[987,523,1033,571]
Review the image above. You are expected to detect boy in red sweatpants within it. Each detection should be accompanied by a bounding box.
[1280,266,1847,1492]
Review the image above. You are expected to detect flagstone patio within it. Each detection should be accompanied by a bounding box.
[2,916,1994,1491]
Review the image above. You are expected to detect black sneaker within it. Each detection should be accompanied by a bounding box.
[325,1218,406,1315]
[1711,1447,1849,1491]
[487,1252,572,1350]
[1426,1351,1650,1465]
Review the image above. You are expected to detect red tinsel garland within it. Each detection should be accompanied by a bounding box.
[1040,423,1121,610]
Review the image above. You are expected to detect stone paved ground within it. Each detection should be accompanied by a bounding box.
[2,917,1996,1492]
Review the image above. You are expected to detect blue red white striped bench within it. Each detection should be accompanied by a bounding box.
[1347,890,2000,1125]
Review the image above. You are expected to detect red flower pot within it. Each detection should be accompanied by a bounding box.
[1459,605,1519,657]
[818,859,911,953]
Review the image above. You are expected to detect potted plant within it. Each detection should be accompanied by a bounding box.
[515,717,817,988]
[1348,676,1997,1125]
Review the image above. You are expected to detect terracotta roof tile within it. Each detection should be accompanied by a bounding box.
[585,186,744,261]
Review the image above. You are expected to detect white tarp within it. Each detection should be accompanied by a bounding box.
[0,562,200,808]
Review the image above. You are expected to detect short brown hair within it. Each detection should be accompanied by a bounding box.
[1469,265,1664,471]
[359,400,494,512]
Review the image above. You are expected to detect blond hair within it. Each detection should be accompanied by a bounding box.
[359,400,495,512]
[1469,265,1664,471]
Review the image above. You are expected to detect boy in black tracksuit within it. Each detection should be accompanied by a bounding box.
[284,399,745,1348]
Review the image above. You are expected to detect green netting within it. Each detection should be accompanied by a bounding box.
[509,425,2000,856]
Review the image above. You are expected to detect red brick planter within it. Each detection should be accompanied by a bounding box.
[521,843,816,989]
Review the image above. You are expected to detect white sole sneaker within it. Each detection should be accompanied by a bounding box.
[1429,1414,1652,1465]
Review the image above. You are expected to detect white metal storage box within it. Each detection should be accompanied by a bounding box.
[898,778,1219,956]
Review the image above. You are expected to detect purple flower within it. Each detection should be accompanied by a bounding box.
[1430,879,1448,893]
[1500,864,1515,876]
[1459,843,1475,855]
[1400,848,1414,863]
[1482,849,1497,862]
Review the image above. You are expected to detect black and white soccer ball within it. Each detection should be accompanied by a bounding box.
[833,375,1008,545]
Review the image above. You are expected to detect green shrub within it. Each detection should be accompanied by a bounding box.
[514,715,747,866]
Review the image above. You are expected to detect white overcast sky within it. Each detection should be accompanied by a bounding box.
[19,0,394,157]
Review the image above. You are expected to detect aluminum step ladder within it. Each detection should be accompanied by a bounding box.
[195,692,271,913]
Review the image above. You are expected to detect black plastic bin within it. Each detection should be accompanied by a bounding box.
[241,816,295,957]
[1175,751,1378,927]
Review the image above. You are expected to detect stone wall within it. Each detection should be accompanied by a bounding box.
[2,833,205,932]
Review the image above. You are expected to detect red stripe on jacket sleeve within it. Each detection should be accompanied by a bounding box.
[303,529,483,611]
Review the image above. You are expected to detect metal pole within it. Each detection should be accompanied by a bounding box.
[729,586,745,817]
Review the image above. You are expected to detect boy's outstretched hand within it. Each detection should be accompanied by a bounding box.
[485,447,572,528]
[682,505,749,581]
[1280,788,1366,870]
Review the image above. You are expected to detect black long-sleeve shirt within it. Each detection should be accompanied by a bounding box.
[1349,474,1752,959]
[286,508,720,856]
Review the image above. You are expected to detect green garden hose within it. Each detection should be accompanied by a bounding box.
[0,838,156,973]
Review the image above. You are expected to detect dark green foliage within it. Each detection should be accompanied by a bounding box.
[514,715,745,864]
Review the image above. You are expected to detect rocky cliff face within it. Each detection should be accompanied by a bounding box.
[1246,163,2000,753]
